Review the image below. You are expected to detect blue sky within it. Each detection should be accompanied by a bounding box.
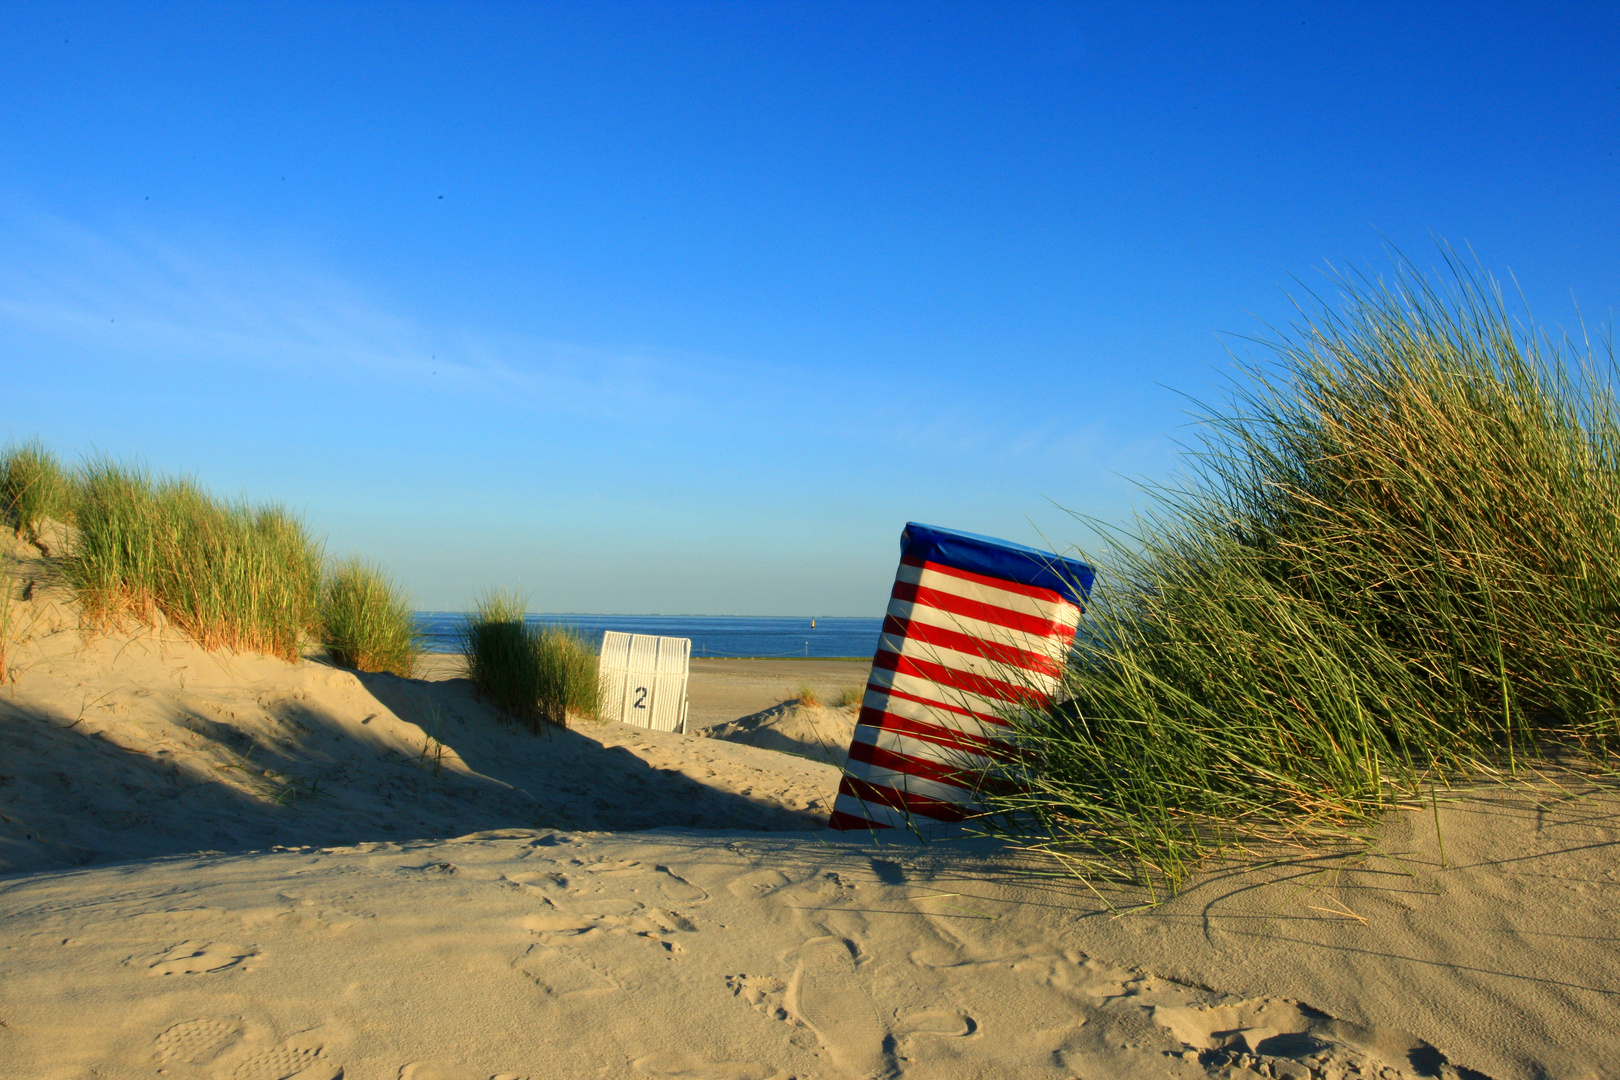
[3,2,1616,613]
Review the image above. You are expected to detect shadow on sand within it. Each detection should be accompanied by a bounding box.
[0,663,831,877]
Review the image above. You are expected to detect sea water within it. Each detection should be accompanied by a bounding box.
[413,613,885,659]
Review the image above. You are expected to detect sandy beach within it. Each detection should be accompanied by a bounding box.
[9,1,1617,1076]
[1,534,1617,1080]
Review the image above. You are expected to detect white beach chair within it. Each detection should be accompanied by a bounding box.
[598,631,691,733]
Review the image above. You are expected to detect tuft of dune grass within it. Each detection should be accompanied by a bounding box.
[322,557,421,676]
[460,590,599,729]
[1,441,74,539]
[796,683,823,708]
[65,458,323,661]
[978,250,1620,894]
[535,623,600,726]
[833,685,866,709]
[460,589,537,721]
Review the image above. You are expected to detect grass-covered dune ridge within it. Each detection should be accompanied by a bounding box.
[1,449,420,673]
[68,458,323,660]
[0,447,603,717]
[986,255,1620,889]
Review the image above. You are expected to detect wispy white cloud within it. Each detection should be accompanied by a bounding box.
[0,202,1129,473]
[0,204,710,423]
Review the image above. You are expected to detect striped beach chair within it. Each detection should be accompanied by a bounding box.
[829,523,1094,832]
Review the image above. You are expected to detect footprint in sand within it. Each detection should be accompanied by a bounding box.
[398,1065,530,1080]
[228,1029,344,1080]
[567,859,711,903]
[500,871,577,899]
[1151,995,1473,1079]
[521,903,696,955]
[520,911,597,935]
[725,973,789,1021]
[787,937,890,1079]
[154,1017,243,1065]
[229,1046,340,1080]
[725,869,790,899]
[508,863,708,908]
[147,940,258,975]
[650,864,709,904]
[513,943,618,997]
[893,1007,975,1039]
[631,1052,776,1079]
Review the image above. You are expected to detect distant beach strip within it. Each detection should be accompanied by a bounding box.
[413,613,885,659]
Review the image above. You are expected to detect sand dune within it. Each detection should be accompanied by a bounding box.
[702,700,859,768]
[0,536,836,876]
[1,534,1617,1078]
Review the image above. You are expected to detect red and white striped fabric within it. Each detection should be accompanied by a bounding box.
[830,523,1095,831]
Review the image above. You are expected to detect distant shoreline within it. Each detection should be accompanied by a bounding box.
[410,611,884,620]
[412,611,885,659]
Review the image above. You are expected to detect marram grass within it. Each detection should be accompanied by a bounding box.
[460,590,599,729]
[322,557,421,676]
[1,441,74,538]
[976,253,1620,894]
[834,685,866,708]
[66,459,323,660]
[534,622,601,727]
[0,446,419,671]
[460,590,537,721]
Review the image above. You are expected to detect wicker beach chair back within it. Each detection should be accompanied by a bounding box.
[599,631,692,733]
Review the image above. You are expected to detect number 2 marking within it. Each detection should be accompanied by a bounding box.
[633,686,648,708]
